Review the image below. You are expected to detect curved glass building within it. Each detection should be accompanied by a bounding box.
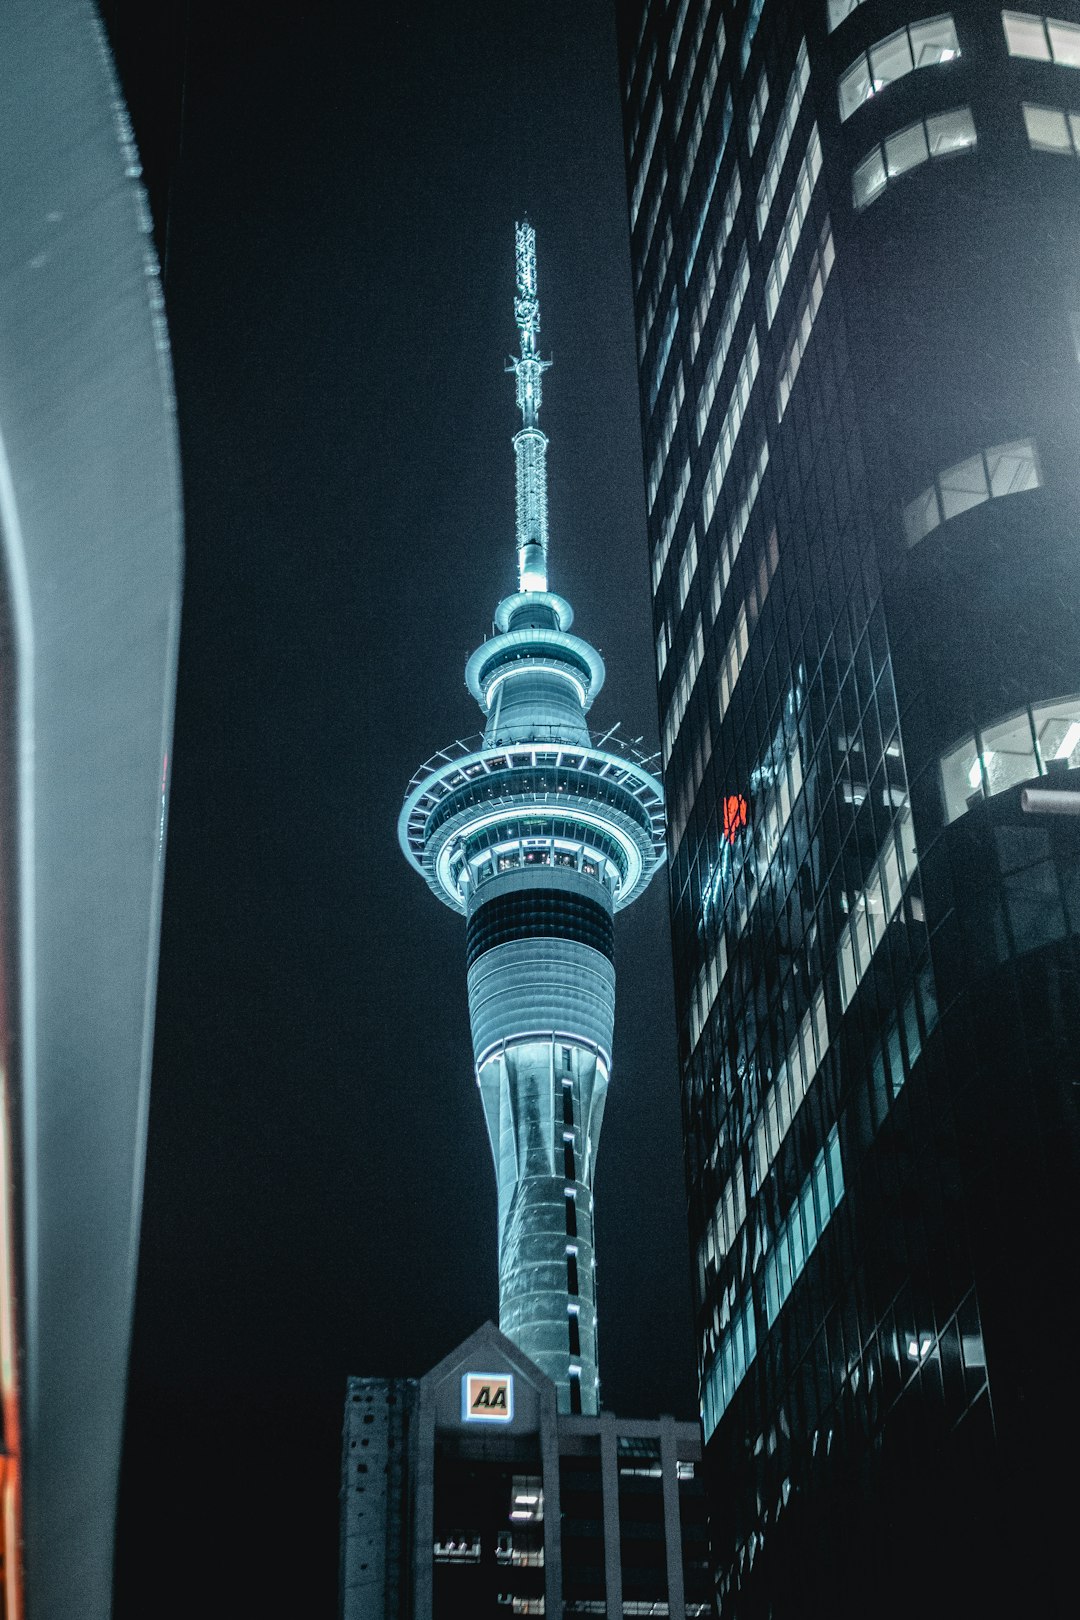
[400,225,665,1414]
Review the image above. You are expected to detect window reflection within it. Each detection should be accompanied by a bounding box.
[853,107,976,210]
[839,15,960,124]
[941,696,1080,822]
[903,440,1040,546]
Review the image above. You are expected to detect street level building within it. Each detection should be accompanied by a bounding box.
[339,1322,712,1620]
[399,227,665,1414]
[619,2,1080,1614]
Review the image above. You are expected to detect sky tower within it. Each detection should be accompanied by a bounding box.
[399,224,665,1413]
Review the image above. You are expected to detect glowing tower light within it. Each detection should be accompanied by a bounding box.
[399,225,666,1413]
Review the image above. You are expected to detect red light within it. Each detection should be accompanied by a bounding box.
[723,793,748,845]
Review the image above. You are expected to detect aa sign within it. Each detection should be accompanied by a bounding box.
[462,1372,514,1422]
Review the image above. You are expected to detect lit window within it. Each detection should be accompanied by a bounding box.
[700,326,760,536]
[696,245,750,441]
[828,0,868,31]
[1023,100,1080,152]
[853,106,975,209]
[776,218,836,422]
[903,439,1040,545]
[747,68,769,154]
[1003,10,1080,66]
[764,123,823,324]
[741,0,765,71]
[940,695,1080,822]
[757,40,811,235]
[839,15,959,123]
[677,525,699,612]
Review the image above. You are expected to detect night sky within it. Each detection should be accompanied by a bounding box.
[105,4,695,1613]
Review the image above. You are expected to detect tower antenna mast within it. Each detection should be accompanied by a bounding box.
[508,220,552,593]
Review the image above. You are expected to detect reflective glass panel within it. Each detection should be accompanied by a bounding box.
[828,0,866,30]
[870,27,914,88]
[1048,17,1080,65]
[853,146,887,208]
[938,453,988,520]
[985,440,1041,496]
[981,711,1038,796]
[903,484,941,546]
[941,733,980,822]
[926,105,977,154]
[910,14,960,65]
[1023,102,1072,150]
[839,55,874,121]
[1003,11,1051,59]
[1032,696,1080,768]
[885,120,929,177]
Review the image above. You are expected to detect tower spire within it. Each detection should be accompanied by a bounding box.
[509,221,552,593]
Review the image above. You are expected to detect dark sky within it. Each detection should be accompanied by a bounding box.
[105,3,695,1613]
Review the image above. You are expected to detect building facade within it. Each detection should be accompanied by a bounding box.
[340,1323,712,1620]
[619,2,1080,1613]
[399,227,665,1414]
[0,4,183,1617]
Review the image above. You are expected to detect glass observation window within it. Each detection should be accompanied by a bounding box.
[839,15,960,123]
[1023,101,1080,152]
[941,695,1080,822]
[853,106,975,209]
[1004,11,1080,67]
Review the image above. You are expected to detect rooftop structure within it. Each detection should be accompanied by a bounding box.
[399,225,665,1414]
[339,1322,711,1620]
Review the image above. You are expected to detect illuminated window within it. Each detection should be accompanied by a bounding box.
[630,96,663,229]
[765,123,823,324]
[1023,101,1080,151]
[763,1126,844,1328]
[680,28,726,202]
[696,245,750,441]
[776,218,836,421]
[747,67,769,155]
[663,613,705,762]
[903,439,1040,545]
[687,169,742,357]
[701,326,760,534]
[828,0,868,29]
[701,1292,756,1440]
[676,525,699,612]
[684,90,734,285]
[722,793,748,843]
[853,105,976,209]
[1003,10,1080,66]
[839,14,960,123]
[709,438,769,620]
[652,460,691,590]
[941,695,1080,822]
[717,526,779,725]
[741,0,766,71]
[757,40,811,235]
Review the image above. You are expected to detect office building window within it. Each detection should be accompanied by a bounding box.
[1023,101,1080,151]
[838,15,960,124]
[741,0,766,72]
[747,67,769,155]
[828,0,869,29]
[940,695,1080,822]
[763,1126,845,1327]
[903,439,1040,545]
[852,105,976,209]
[757,40,811,235]
[701,326,760,534]
[777,218,836,421]
[685,90,735,284]
[677,525,699,613]
[688,170,742,356]
[696,245,750,441]
[630,96,662,229]
[765,122,823,324]
[1003,10,1080,66]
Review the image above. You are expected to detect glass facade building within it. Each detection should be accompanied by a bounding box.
[618,3,1080,1612]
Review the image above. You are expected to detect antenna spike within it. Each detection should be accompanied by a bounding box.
[508,221,552,593]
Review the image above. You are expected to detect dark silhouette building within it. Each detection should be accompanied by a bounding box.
[339,1323,711,1620]
[618,2,1080,1613]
